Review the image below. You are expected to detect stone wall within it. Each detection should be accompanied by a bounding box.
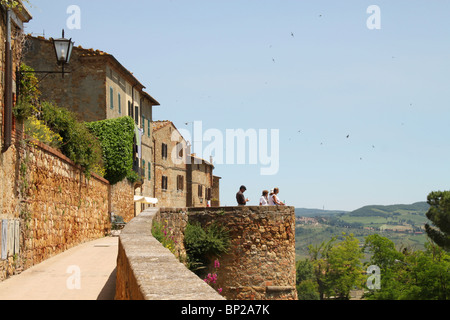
[0,139,112,280]
[0,6,5,146]
[110,179,135,223]
[115,208,224,300]
[0,138,133,281]
[154,206,298,300]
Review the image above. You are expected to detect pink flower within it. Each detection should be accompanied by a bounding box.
[214,260,220,269]
[218,288,223,294]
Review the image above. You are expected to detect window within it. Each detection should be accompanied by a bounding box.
[118,93,122,114]
[162,143,168,160]
[110,87,114,109]
[142,159,146,171]
[177,175,184,191]
[135,106,139,124]
[148,119,151,137]
[162,176,168,190]
[206,188,212,201]
[128,101,132,117]
[177,143,184,159]
[198,185,203,197]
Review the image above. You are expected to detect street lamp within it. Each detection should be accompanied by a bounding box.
[51,29,74,77]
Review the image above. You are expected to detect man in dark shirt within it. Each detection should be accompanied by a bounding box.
[236,185,249,206]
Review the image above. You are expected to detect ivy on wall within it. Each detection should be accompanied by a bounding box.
[86,116,136,185]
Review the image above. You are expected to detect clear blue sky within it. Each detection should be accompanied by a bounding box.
[25,0,450,211]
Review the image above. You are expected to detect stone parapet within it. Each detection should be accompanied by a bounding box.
[115,208,224,300]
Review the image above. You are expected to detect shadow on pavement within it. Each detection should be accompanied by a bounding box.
[97,268,117,300]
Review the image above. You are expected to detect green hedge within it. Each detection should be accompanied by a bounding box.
[86,116,135,185]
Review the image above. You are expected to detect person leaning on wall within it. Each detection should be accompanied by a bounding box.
[271,188,285,206]
[260,190,269,206]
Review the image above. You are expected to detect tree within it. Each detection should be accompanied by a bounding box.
[363,234,450,300]
[308,237,336,300]
[307,234,364,300]
[425,191,450,251]
[363,234,406,300]
[295,259,320,300]
[325,233,364,299]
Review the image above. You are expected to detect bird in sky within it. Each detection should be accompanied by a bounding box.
[291,32,294,37]
[347,135,350,139]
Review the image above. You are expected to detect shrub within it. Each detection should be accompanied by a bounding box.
[39,101,103,177]
[152,221,176,255]
[25,116,63,149]
[184,222,230,274]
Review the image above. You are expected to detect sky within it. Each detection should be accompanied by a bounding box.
[24,0,450,211]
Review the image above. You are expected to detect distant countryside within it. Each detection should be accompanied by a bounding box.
[295,202,430,259]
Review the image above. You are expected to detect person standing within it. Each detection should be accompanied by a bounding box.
[259,190,269,206]
[236,185,249,206]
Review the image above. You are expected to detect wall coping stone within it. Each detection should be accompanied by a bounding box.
[116,208,225,300]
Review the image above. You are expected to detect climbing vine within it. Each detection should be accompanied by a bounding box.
[86,116,136,185]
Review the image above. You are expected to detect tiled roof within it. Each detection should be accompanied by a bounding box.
[151,120,172,132]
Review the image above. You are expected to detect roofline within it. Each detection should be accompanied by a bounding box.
[142,90,160,106]
[9,1,32,23]
[104,54,146,91]
[190,154,214,168]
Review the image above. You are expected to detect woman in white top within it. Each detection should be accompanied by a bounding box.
[268,190,275,206]
[271,188,285,206]
[260,190,269,206]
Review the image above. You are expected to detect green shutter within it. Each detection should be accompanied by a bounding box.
[110,87,114,109]
[118,93,121,114]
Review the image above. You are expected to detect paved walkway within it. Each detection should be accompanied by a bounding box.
[0,237,119,300]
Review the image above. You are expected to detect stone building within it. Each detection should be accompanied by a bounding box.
[22,36,160,213]
[151,121,220,208]
[151,121,188,208]
[186,154,215,208]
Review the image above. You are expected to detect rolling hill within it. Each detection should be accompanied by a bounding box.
[295,202,431,259]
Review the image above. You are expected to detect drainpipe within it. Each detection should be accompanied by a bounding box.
[131,83,136,122]
[2,8,12,153]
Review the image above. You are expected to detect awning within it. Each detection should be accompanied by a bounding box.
[134,196,158,204]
